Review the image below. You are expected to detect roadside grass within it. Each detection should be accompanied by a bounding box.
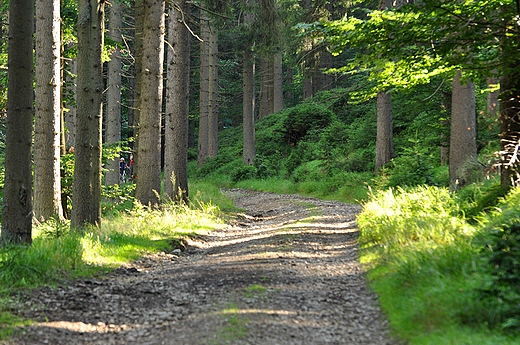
[0,180,231,341]
[233,171,372,204]
[358,185,520,344]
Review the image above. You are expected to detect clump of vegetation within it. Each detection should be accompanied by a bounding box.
[357,183,520,343]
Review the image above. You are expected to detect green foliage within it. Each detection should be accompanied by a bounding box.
[311,1,513,97]
[358,186,474,258]
[479,188,520,331]
[231,165,258,182]
[357,185,520,342]
[456,178,506,223]
[280,102,334,146]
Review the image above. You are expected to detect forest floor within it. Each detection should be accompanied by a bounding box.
[5,189,398,345]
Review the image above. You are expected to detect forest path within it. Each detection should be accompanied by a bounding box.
[7,189,396,345]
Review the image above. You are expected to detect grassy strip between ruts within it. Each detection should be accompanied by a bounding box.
[0,180,234,341]
[357,185,520,344]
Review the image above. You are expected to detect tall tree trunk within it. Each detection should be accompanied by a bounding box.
[208,26,218,159]
[197,12,210,168]
[164,0,190,204]
[243,49,255,166]
[63,57,76,148]
[1,0,34,244]
[259,54,269,119]
[72,0,105,228]
[374,91,394,171]
[268,53,275,114]
[105,0,123,186]
[450,70,477,189]
[273,52,283,112]
[34,0,63,221]
[135,0,165,207]
[132,0,144,183]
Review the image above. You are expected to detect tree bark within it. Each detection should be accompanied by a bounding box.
[72,0,105,228]
[132,0,144,183]
[243,49,255,166]
[208,26,218,159]
[374,91,394,171]
[105,0,123,187]
[164,0,190,204]
[135,0,165,207]
[449,70,477,189]
[259,54,269,119]
[273,52,283,113]
[268,53,275,114]
[34,0,63,221]
[197,12,210,168]
[1,0,34,244]
[63,57,76,148]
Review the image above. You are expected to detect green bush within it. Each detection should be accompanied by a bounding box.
[281,103,334,146]
[231,165,257,182]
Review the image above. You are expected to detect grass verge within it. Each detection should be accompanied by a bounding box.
[358,185,520,344]
[0,180,231,341]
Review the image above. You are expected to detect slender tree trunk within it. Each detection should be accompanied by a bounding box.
[72,0,105,228]
[1,0,34,244]
[208,26,218,159]
[197,12,210,168]
[259,54,269,119]
[374,91,394,171]
[268,53,275,114]
[164,0,190,204]
[106,0,123,186]
[450,70,477,189]
[243,49,255,166]
[132,0,144,183]
[273,52,283,112]
[63,57,76,148]
[34,0,63,221]
[135,0,165,207]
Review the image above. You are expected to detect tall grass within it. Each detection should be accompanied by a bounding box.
[358,185,520,344]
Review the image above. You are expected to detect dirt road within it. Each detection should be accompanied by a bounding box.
[6,189,396,344]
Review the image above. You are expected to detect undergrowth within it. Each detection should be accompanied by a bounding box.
[358,184,520,344]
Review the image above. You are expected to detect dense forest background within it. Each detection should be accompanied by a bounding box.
[1,0,520,342]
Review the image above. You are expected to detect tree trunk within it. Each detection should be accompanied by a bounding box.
[132,0,144,183]
[164,0,190,204]
[34,0,63,221]
[197,12,210,168]
[72,0,105,228]
[208,26,218,159]
[449,70,477,189]
[243,49,255,166]
[374,91,394,171]
[1,0,34,245]
[135,0,165,207]
[63,57,76,148]
[273,52,283,113]
[259,54,269,119]
[105,0,123,187]
[268,53,275,114]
